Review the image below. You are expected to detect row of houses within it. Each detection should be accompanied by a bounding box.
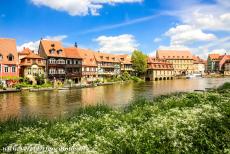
[0,38,229,85]
[0,38,133,85]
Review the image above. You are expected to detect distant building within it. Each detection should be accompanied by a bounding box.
[64,47,82,83]
[0,38,19,86]
[207,53,230,74]
[224,62,230,75]
[193,56,206,75]
[94,52,121,78]
[219,54,230,75]
[207,54,220,72]
[156,50,194,75]
[146,57,174,81]
[118,54,133,74]
[19,48,45,84]
[38,40,66,81]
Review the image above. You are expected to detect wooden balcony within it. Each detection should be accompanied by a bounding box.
[65,64,82,68]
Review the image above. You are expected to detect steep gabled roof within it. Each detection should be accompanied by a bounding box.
[74,48,97,67]
[64,47,82,59]
[118,54,132,64]
[0,38,19,65]
[39,40,65,57]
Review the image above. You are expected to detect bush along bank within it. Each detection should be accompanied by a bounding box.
[0,83,230,153]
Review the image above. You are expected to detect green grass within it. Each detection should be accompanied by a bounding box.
[0,83,230,153]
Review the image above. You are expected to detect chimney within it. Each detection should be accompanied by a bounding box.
[74,42,78,48]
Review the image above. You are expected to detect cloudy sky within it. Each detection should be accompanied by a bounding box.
[0,0,229,58]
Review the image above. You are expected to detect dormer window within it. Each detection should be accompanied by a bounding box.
[49,48,55,54]
[57,49,63,54]
[0,54,3,61]
[106,57,109,60]
[121,58,124,61]
[51,44,55,47]
[112,57,115,61]
[100,56,103,59]
[7,54,14,61]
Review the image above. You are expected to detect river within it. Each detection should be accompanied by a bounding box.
[0,77,229,120]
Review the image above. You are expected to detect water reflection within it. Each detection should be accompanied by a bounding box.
[0,78,229,120]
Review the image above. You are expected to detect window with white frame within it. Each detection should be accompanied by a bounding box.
[57,59,65,64]
[49,58,56,64]
[5,66,9,73]
[58,69,65,74]
[12,66,16,73]
[49,68,56,74]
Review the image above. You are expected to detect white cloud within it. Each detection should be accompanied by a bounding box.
[165,25,216,46]
[31,0,142,16]
[95,34,139,53]
[165,0,230,31]
[17,35,67,52]
[153,37,161,43]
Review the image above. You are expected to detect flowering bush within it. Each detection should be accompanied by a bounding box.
[0,83,230,153]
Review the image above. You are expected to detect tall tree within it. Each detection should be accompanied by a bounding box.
[131,50,147,76]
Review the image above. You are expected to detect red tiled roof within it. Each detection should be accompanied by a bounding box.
[94,52,120,63]
[0,38,19,65]
[193,56,206,64]
[39,40,65,57]
[219,54,230,69]
[147,57,173,70]
[156,50,193,59]
[208,54,220,60]
[64,47,82,59]
[20,48,43,59]
[75,48,97,67]
[118,54,132,64]
[18,47,31,55]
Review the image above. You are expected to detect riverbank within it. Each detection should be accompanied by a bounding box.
[0,83,229,153]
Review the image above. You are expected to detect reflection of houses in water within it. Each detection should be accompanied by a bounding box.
[80,83,134,108]
[0,93,21,120]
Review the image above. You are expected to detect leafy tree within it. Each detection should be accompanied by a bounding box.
[35,74,45,85]
[131,50,147,76]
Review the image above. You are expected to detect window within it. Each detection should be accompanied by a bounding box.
[12,66,16,73]
[0,54,3,61]
[5,66,8,73]
[28,68,31,75]
[57,49,63,54]
[49,68,56,74]
[57,59,65,64]
[49,58,56,64]
[49,49,55,54]
[7,54,14,61]
[58,69,65,74]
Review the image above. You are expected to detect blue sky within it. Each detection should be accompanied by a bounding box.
[0,0,229,58]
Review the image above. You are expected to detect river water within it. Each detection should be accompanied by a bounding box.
[0,77,229,120]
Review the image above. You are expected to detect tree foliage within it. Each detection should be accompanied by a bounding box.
[131,50,147,76]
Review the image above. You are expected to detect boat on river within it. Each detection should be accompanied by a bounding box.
[186,73,202,79]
